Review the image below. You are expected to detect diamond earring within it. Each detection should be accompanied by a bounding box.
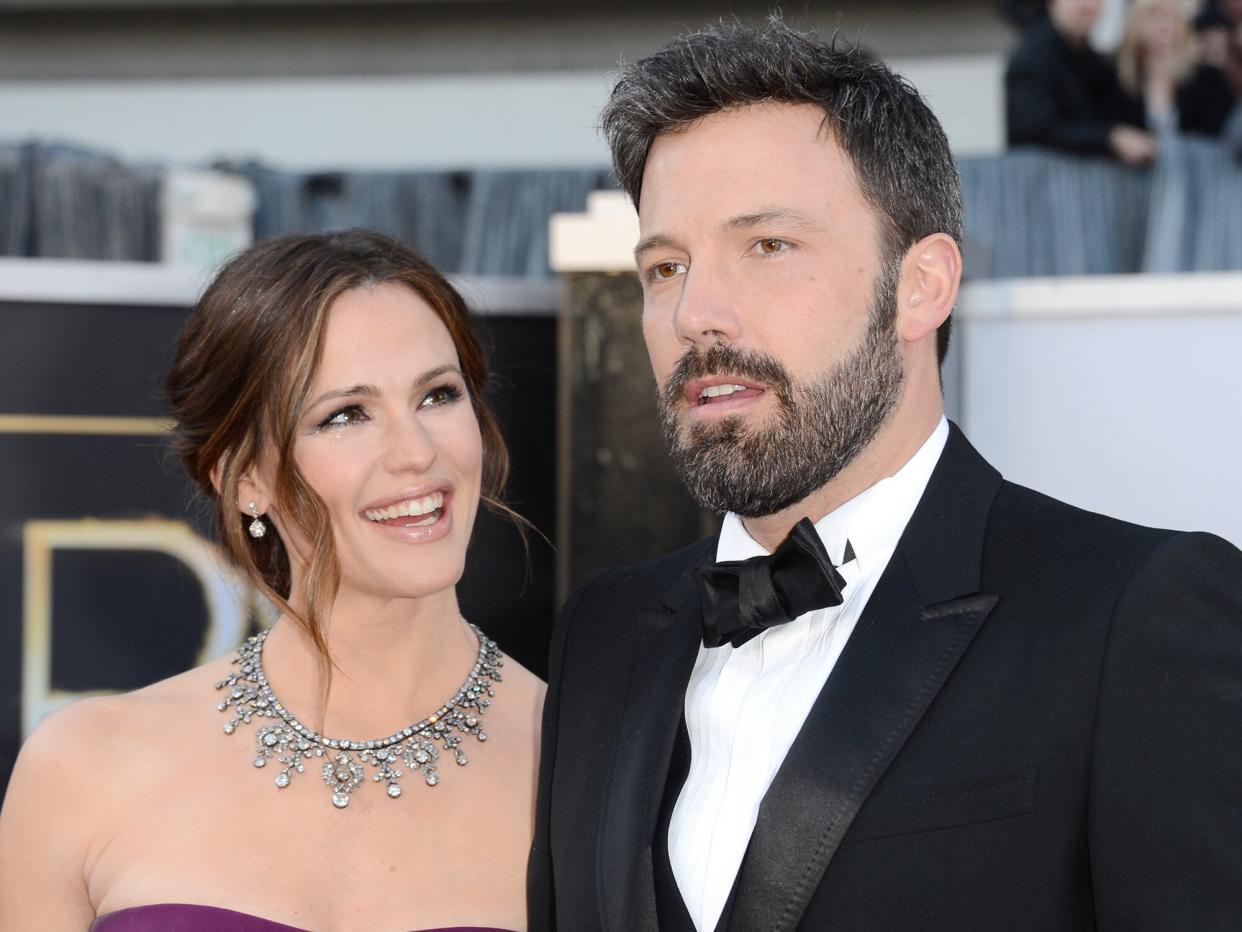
[247,501,267,539]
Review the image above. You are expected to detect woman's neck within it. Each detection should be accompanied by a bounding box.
[260,586,481,740]
[1144,63,1177,117]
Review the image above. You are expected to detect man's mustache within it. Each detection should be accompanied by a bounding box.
[659,343,793,410]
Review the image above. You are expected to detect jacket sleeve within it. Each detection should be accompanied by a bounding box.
[1088,532,1242,929]
[527,570,609,932]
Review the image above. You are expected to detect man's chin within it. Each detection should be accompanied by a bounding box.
[677,408,763,442]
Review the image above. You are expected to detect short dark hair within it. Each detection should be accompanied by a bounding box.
[601,16,963,365]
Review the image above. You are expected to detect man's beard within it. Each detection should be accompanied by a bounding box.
[656,259,905,518]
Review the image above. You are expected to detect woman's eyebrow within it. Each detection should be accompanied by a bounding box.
[306,384,379,409]
[306,365,463,410]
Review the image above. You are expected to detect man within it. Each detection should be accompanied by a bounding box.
[1006,0,1157,164]
[530,18,1242,932]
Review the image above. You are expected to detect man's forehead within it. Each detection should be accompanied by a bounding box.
[636,128,867,248]
[638,104,854,206]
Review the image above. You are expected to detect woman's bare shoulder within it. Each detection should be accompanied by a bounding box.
[501,647,544,692]
[492,651,546,740]
[0,654,240,924]
[12,653,236,777]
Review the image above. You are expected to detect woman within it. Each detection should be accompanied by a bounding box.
[1116,0,1236,137]
[0,231,544,931]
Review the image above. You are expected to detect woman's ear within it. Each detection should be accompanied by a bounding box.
[211,455,270,518]
[236,474,270,518]
[897,233,961,347]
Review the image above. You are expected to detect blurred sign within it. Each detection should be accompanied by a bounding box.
[160,169,256,268]
[0,285,251,795]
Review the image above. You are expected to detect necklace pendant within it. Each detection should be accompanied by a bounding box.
[323,751,364,808]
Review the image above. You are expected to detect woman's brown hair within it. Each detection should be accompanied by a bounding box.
[165,230,510,669]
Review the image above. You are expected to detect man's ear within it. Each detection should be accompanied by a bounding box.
[897,233,961,346]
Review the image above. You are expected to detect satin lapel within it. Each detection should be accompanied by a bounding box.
[727,423,1003,932]
[596,550,710,932]
[727,569,998,932]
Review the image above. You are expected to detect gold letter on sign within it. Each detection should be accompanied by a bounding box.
[21,519,253,737]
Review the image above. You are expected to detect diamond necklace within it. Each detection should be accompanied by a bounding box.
[216,623,502,809]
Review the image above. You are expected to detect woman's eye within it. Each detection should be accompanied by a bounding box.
[420,384,464,408]
[648,260,687,283]
[318,404,367,430]
[754,238,789,255]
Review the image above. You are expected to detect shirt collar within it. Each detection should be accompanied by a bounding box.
[716,416,950,573]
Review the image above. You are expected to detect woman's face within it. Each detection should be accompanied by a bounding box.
[274,282,483,604]
[1139,2,1183,55]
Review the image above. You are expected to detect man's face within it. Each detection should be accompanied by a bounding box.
[635,102,904,517]
[1049,0,1104,42]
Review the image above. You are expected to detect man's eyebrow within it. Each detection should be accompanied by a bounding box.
[633,210,826,259]
[306,365,462,410]
[720,209,826,233]
[633,233,679,261]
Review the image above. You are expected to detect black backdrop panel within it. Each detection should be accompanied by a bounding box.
[0,298,557,796]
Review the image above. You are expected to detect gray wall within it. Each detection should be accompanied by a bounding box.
[0,1,1008,80]
[0,2,1013,170]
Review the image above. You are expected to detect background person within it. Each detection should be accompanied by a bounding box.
[0,231,543,931]
[1116,0,1237,136]
[1006,0,1158,163]
[1224,20,1242,156]
[1194,5,1235,67]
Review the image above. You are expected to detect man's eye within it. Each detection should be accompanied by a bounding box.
[648,260,687,282]
[420,384,464,408]
[318,404,367,429]
[754,238,789,255]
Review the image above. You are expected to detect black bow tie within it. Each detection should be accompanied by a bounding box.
[698,518,850,649]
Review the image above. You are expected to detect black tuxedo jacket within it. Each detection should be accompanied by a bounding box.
[528,425,1242,931]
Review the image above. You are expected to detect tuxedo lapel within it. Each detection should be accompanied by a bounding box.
[726,424,1004,932]
[596,540,713,932]
[726,570,999,932]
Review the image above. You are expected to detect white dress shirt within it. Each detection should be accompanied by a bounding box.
[667,417,950,932]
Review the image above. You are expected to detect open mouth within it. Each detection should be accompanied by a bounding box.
[685,377,767,410]
[363,491,446,528]
[695,383,764,405]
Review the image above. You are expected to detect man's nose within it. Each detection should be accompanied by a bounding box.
[673,264,744,347]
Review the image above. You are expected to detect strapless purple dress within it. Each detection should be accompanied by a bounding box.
[90,903,517,931]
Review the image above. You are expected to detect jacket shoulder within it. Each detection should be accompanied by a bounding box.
[566,535,716,618]
[988,479,1191,575]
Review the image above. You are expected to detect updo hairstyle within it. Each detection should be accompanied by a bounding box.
[165,230,510,664]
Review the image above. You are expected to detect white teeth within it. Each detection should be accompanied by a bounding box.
[699,383,749,400]
[364,491,444,522]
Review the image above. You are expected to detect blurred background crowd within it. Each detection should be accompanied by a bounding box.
[0,0,1240,276]
[1005,0,1242,162]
